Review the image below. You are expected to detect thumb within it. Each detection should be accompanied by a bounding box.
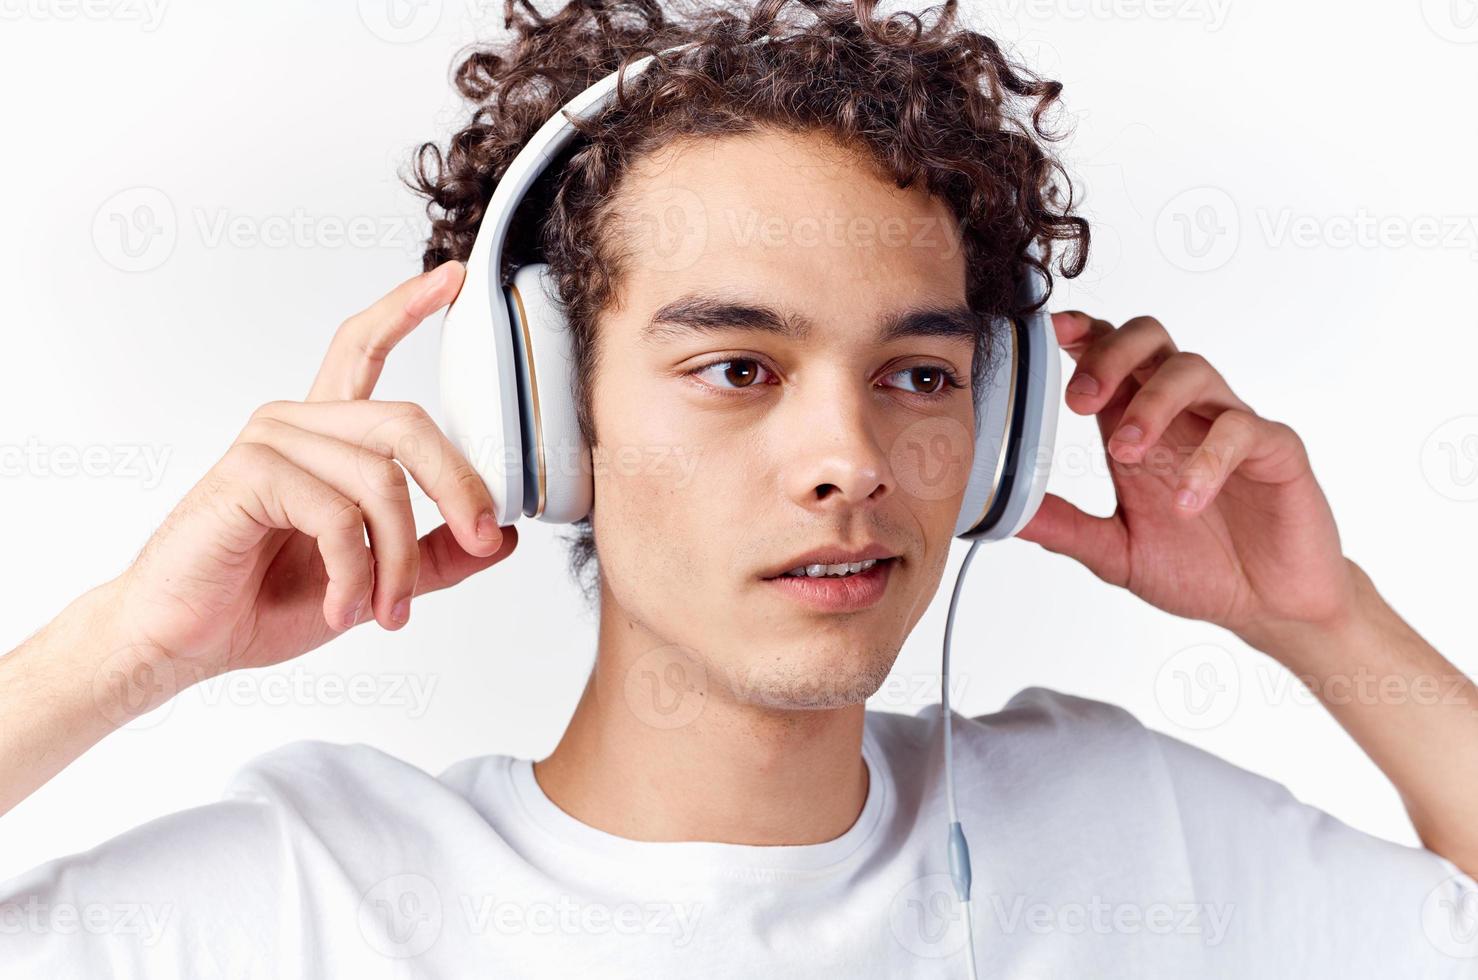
[1014,492,1129,587]
[413,522,519,596]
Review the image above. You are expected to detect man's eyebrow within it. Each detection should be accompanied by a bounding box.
[642,294,981,346]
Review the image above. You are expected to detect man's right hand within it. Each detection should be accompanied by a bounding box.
[108,259,518,691]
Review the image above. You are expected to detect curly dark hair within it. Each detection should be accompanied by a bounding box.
[407,0,1089,609]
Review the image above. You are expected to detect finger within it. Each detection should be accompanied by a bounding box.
[1105,351,1256,464]
[1014,491,1130,588]
[306,260,466,403]
[1172,409,1307,514]
[236,416,432,631]
[213,442,373,633]
[412,521,519,597]
[1051,310,1115,361]
[1062,314,1179,416]
[248,399,502,560]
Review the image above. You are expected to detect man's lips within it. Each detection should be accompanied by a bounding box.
[760,545,900,580]
[760,557,897,612]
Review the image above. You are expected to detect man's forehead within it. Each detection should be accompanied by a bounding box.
[607,128,971,341]
[616,128,962,249]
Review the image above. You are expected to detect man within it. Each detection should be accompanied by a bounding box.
[2,0,1476,976]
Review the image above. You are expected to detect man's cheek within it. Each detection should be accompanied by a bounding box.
[612,478,700,571]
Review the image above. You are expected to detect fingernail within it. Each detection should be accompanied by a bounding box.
[1113,423,1143,445]
[344,601,362,630]
[392,598,410,626]
[409,263,453,310]
[1175,488,1198,509]
[427,260,455,287]
[476,510,501,542]
[1067,374,1099,396]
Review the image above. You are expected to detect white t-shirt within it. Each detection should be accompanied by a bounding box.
[3,685,1476,978]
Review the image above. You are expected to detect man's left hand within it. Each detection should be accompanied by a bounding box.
[1016,310,1359,652]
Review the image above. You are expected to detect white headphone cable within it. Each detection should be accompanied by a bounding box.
[941,536,983,980]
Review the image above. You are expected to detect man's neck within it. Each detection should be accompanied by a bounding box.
[532,600,870,846]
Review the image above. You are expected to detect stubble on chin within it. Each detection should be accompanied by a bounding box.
[707,645,899,711]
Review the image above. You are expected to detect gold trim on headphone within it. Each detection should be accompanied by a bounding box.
[508,283,547,519]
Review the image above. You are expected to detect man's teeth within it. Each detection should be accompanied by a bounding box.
[781,558,881,578]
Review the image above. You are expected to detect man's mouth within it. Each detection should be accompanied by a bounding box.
[760,557,898,612]
[773,557,888,579]
[759,543,900,582]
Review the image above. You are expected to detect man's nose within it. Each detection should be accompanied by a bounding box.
[777,373,892,512]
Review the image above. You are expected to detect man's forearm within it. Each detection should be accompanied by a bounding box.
[1240,558,1478,877]
[0,578,138,817]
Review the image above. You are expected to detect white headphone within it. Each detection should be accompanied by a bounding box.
[437,42,1061,543]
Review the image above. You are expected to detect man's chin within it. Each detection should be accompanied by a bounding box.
[740,688,873,711]
[714,658,895,711]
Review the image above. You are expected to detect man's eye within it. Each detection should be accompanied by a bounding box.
[885,364,968,398]
[687,358,774,390]
[684,359,966,397]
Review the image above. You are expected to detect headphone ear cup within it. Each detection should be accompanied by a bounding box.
[954,315,1017,539]
[1013,300,1061,537]
[506,263,593,523]
[997,301,1059,539]
[439,252,524,526]
[954,263,1061,541]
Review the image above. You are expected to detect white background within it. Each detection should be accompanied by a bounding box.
[0,0,1475,882]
